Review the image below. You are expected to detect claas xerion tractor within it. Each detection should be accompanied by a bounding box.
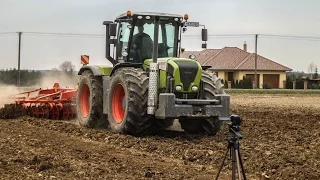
[76,11,231,136]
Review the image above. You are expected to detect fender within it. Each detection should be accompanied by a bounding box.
[78,65,114,76]
[78,65,103,76]
[109,62,142,76]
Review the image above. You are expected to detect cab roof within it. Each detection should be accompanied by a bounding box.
[115,11,183,20]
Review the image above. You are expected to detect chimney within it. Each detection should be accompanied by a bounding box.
[243,41,247,52]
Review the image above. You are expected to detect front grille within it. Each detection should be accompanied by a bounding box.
[175,92,198,99]
[174,61,199,91]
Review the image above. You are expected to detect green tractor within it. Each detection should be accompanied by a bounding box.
[76,11,231,136]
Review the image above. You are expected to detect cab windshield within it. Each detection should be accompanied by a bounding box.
[117,19,179,63]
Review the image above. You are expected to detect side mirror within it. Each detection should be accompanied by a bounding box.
[109,23,117,36]
[201,29,208,41]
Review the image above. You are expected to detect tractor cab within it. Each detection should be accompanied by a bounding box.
[103,11,207,65]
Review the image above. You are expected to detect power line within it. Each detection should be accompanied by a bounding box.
[260,34,320,40]
[0,32,17,35]
[183,34,255,37]
[259,34,320,41]
[1,31,255,38]
[23,32,254,38]
[23,31,106,37]
[3,31,320,41]
[23,33,106,39]
[182,36,255,39]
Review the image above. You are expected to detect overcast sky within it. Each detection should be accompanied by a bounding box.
[1,0,320,72]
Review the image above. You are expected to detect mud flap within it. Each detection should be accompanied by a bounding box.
[102,76,110,115]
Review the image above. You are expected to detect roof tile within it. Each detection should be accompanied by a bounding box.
[180,49,220,64]
[180,47,292,71]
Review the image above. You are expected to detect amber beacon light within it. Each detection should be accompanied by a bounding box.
[127,10,132,17]
[184,14,189,20]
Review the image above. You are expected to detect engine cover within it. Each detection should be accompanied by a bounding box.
[167,58,202,92]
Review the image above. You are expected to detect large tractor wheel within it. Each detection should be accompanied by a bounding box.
[179,70,224,136]
[152,119,175,131]
[107,67,155,135]
[76,70,107,129]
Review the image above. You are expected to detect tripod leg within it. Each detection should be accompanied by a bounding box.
[215,146,230,180]
[235,149,242,180]
[238,147,247,180]
[232,146,236,180]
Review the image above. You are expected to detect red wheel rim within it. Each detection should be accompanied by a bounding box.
[112,83,126,123]
[80,84,90,117]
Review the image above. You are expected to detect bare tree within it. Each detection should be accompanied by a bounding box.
[51,67,59,72]
[59,61,75,72]
[308,62,316,73]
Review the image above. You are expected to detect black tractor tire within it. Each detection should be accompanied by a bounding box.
[107,67,155,135]
[152,119,175,130]
[179,70,224,136]
[76,70,108,129]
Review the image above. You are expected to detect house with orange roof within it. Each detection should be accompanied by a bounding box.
[181,43,292,88]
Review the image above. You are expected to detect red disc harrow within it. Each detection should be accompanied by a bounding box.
[0,83,77,120]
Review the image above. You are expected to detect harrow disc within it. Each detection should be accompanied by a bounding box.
[53,106,60,120]
[67,106,74,120]
[15,104,25,117]
[38,106,44,118]
[43,106,50,119]
[62,106,69,120]
[49,106,54,119]
[32,106,39,118]
[27,106,33,116]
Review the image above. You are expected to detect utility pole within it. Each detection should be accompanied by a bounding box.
[18,32,22,87]
[254,34,258,89]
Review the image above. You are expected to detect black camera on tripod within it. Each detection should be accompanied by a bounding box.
[215,114,246,180]
[230,114,242,126]
[228,114,243,139]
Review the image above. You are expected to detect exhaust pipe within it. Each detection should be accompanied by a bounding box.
[147,16,160,115]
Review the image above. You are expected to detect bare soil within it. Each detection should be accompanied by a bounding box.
[0,94,319,179]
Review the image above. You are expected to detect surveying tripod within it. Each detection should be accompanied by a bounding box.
[215,114,246,180]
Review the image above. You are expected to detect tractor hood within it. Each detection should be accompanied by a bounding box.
[143,57,202,92]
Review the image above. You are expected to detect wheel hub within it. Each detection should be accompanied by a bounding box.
[112,83,126,123]
[80,83,90,117]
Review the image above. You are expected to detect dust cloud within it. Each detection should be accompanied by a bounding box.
[0,83,24,108]
[34,71,79,89]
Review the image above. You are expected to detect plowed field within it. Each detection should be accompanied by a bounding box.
[0,94,319,179]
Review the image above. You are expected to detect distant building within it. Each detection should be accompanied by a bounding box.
[181,43,292,88]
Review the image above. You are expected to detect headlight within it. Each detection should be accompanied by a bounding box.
[175,85,182,91]
[191,86,198,92]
